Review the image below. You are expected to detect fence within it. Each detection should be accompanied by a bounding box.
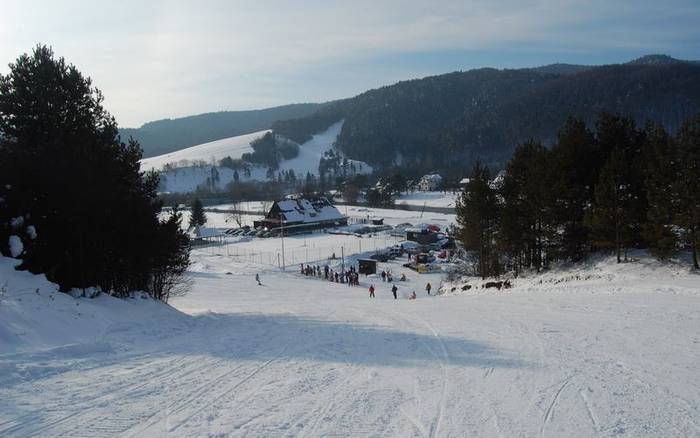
[196,233,403,269]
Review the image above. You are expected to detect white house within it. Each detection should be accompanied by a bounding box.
[417,174,443,191]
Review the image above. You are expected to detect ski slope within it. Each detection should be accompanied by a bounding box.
[396,191,460,209]
[140,130,270,172]
[140,122,371,193]
[1,247,699,437]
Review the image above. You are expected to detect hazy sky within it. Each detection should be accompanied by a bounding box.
[1,0,698,127]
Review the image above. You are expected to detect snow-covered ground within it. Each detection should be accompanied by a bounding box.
[396,191,460,209]
[140,122,372,193]
[2,244,699,436]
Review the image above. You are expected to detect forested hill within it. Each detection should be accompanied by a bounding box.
[120,103,324,158]
[272,55,700,178]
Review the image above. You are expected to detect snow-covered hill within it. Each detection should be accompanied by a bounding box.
[140,130,269,172]
[396,191,460,209]
[141,122,372,193]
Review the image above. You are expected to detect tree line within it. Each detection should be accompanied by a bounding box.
[0,46,190,301]
[456,113,700,278]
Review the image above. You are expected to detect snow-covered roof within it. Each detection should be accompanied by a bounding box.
[489,170,506,189]
[420,174,443,182]
[270,197,345,224]
[189,226,225,239]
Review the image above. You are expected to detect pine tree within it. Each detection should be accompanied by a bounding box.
[587,149,634,263]
[456,161,499,278]
[498,140,550,272]
[642,122,678,258]
[548,117,597,261]
[189,198,206,228]
[0,45,189,296]
[675,115,700,269]
[594,113,647,246]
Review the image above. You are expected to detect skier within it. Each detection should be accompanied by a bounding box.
[400,273,407,281]
[369,284,375,298]
[409,290,416,300]
[426,282,432,295]
[381,270,386,282]
[255,273,262,286]
[391,284,398,300]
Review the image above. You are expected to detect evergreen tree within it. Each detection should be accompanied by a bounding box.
[189,198,207,228]
[498,140,551,272]
[0,45,189,297]
[587,148,634,263]
[675,115,700,269]
[548,118,597,261]
[456,161,500,278]
[594,113,647,246]
[642,122,678,258]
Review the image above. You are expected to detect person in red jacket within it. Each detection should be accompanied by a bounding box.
[369,284,375,298]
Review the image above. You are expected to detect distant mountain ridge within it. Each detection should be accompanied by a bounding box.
[127,55,700,173]
[271,55,700,177]
[120,103,324,158]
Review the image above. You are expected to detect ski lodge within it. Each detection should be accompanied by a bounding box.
[254,197,348,233]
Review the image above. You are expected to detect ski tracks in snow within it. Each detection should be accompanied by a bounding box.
[540,374,575,438]
[369,306,451,438]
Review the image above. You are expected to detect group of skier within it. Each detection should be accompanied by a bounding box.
[300,263,361,286]
[296,263,434,300]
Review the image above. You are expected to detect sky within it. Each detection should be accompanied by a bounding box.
[1,0,699,128]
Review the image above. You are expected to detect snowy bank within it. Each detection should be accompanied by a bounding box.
[441,251,700,297]
[0,256,190,356]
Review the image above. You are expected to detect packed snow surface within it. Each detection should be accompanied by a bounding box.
[1,244,699,436]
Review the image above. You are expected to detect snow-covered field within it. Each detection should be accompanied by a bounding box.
[396,191,460,209]
[2,242,699,436]
[140,122,372,193]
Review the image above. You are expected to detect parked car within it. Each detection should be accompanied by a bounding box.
[388,246,403,257]
[370,252,391,262]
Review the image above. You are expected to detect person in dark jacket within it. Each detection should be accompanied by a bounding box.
[391,284,398,299]
[369,284,375,298]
